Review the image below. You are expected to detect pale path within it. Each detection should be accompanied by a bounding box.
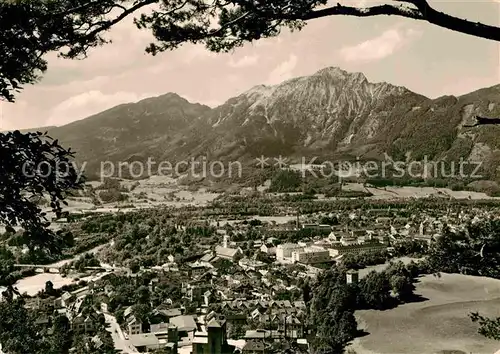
[103,311,139,354]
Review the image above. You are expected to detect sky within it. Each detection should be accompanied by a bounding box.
[1,0,499,130]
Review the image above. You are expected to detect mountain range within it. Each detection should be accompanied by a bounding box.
[26,67,500,182]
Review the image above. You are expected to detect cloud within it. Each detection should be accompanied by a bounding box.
[46,90,156,127]
[266,54,299,85]
[0,100,33,131]
[183,44,218,63]
[339,28,421,63]
[253,36,283,48]
[228,55,260,68]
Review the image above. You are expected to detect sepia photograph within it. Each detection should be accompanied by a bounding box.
[1,1,500,353]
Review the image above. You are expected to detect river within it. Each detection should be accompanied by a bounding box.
[14,243,108,296]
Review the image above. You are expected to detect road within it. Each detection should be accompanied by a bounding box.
[103,312,139,353]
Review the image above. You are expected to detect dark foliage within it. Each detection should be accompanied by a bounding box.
[1,1,499,102]
[0,131,84,263]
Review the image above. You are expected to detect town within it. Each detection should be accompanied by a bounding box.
[3,179,500,354]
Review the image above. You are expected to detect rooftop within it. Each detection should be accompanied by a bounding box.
[129,333,159,347]
[215,245,240,258]
[170,315,197,332]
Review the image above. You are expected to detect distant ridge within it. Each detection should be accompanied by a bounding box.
[9,67,500,181]
[1,126,57,133]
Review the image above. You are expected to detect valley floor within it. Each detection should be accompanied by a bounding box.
[348,273,500,354]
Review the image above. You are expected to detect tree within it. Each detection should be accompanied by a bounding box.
[389,274,414,301]
[470,312,500,341]
[0,130,83,289]
[302,280,312,304]
[44,280,54,295]
[310,269,358,353]
[50,315,72,354]
[0,247,15,286]
[129,259,140,273]
[0,299,52,354]
[359,271,392,310]
[427,220,500,279]
[1,0,500,102]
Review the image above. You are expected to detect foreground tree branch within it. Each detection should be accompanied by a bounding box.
[0,130,84,255]
[1,0,500,102]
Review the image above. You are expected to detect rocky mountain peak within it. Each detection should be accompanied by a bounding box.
[37,66,500,182]
[313,66,367,84]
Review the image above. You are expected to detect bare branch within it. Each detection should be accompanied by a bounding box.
[297,3,423,20]
[292,2,500,42]
[80,0,158,40]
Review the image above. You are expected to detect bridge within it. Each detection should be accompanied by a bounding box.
[14,264,109,273]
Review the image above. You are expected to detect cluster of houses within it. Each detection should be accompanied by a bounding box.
[25,285,108,350]
[20,206,496,353]
[273,229,388,264]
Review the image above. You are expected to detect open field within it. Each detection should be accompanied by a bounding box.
[342,183,497,200]
[47,178,500,218]
[349,273,500,354]
[358,257,423,278]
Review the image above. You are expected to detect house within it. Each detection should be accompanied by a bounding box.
[34,314,52,328]
[238,258,266,271]
[127,316,142,336]
[150,309,169,324]
[149,278,160,292]
[61,292,74,307]
[276,243,303,261]
[100,302,109,313]
[203,290,212,307]
[169,315,197,344]
[188,261,213,278]
[277,314,303,338]
[104,284,114,297]
[71,313,98,333]
[185,282,212,302]
[91,335,104,350]
[215,246,242,262]
[328,241,386,257]
[200,252,216,263]
[129,333,161,352]
[123,306,134,320]
[260,243,276,256]
[346,270,359,284]
[192,315,235,354]
[242,340,266,353]
[158,307,183,320]
[291,246,330,264]
[150,323,179,352]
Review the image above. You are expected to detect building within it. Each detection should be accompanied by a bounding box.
[169,315,197,344]
[192,315,235,354]
[129,333,161,352]
[291,246,330,264]
[242,340,266,353]
[260,243,276,256]
[340,233,359,246]
[184,282,212,302]
[61,292,74,308]
[328,240,387,257]
[301,223,331,231]
[238,258,267,271]
[346,270,359,284]
[71,313,98,333]
[277,314,304,338]
[276,243,303,261]
[127,316,142,336]
[215,246,242,262]
[150,323,179,353]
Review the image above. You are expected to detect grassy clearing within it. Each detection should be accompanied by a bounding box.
[349,273,500,354]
